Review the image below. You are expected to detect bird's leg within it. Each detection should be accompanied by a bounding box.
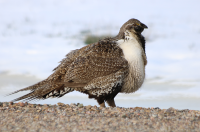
[106,99,116,107]
[97,98,106,107]
[99,102,106,107]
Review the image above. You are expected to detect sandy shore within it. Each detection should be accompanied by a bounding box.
[0,102,200,132]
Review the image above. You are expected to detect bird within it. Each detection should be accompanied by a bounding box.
[9,18,148,107]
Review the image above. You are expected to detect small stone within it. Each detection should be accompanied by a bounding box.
[104,111,110,114]
[122,114,127,118]
[91,107,97,111]
[16,110,22,113]
[134,107,142,110]
[23,108,30,113]
[116,107,121,111]
[99,107,104,110]
[152,114,158,118]
[57,102,64,106]
[34,116,39,119]
[165,107,175,113]
[93,105,97,108]
[180,109,189,112]
[3,102,8,107]
[70,103,76,106]
[145,110,151,113]
[86,105,92,109]
[96,110,100,113]
[78,114,85,117]
[78,104,83,108]
[9,102,13,106]
[154,107,160,109]
[18,102,25,107]
[31,104,36,108]
[150,117,155,120]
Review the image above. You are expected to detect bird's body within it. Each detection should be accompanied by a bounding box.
[10,18,148,107]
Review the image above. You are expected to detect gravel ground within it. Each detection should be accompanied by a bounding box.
[0,102,200,132]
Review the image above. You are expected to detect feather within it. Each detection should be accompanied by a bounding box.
[9,18,148,107]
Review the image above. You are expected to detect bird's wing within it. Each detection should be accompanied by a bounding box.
[54,39,129,88]
[63,55,128,85]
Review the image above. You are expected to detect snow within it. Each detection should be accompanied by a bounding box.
[0,0,200,109]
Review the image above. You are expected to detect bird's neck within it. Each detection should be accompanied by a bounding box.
[124,30,137,41]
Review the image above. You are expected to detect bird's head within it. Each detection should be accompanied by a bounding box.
[122,18,148,33]
[120,18,148,33]
[115,18,148,39]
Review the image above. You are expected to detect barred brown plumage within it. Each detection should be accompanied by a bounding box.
[9,18,148,107]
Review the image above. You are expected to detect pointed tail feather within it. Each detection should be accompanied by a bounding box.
[9,80,75,102]
[6,79,49,96]
[11,91,37,102]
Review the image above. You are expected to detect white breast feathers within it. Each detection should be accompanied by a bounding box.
[117,32,145,93]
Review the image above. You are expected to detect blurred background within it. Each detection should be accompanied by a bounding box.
[0,0,200,110]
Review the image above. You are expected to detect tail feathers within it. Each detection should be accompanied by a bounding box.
[11,82,52,102]
[12,91,38,102]
[10,81,75,102]
[7,79,49,96]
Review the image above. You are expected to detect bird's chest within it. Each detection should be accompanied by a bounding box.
[117,39,144,68]
[117,38,145,93]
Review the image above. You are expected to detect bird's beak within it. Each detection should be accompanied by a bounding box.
[141,23,148,29]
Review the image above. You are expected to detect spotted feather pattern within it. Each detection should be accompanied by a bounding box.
[9,18,148,107]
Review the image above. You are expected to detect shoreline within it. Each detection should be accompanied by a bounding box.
[0,102,200,131]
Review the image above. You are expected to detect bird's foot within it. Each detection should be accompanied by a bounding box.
[99,102,106,107]
[106,99,116,107]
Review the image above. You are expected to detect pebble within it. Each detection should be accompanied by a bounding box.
[3,102,8,107]
[86,105,92,109]
[18,102,25,107]
[9,102,13,106]
[122,114,127,118]
[57,102,64,106]
[0,102,200,132]
[78,104,83,108]
[165,107,175,113]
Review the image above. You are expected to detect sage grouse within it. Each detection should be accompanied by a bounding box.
[10,18,148,107]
